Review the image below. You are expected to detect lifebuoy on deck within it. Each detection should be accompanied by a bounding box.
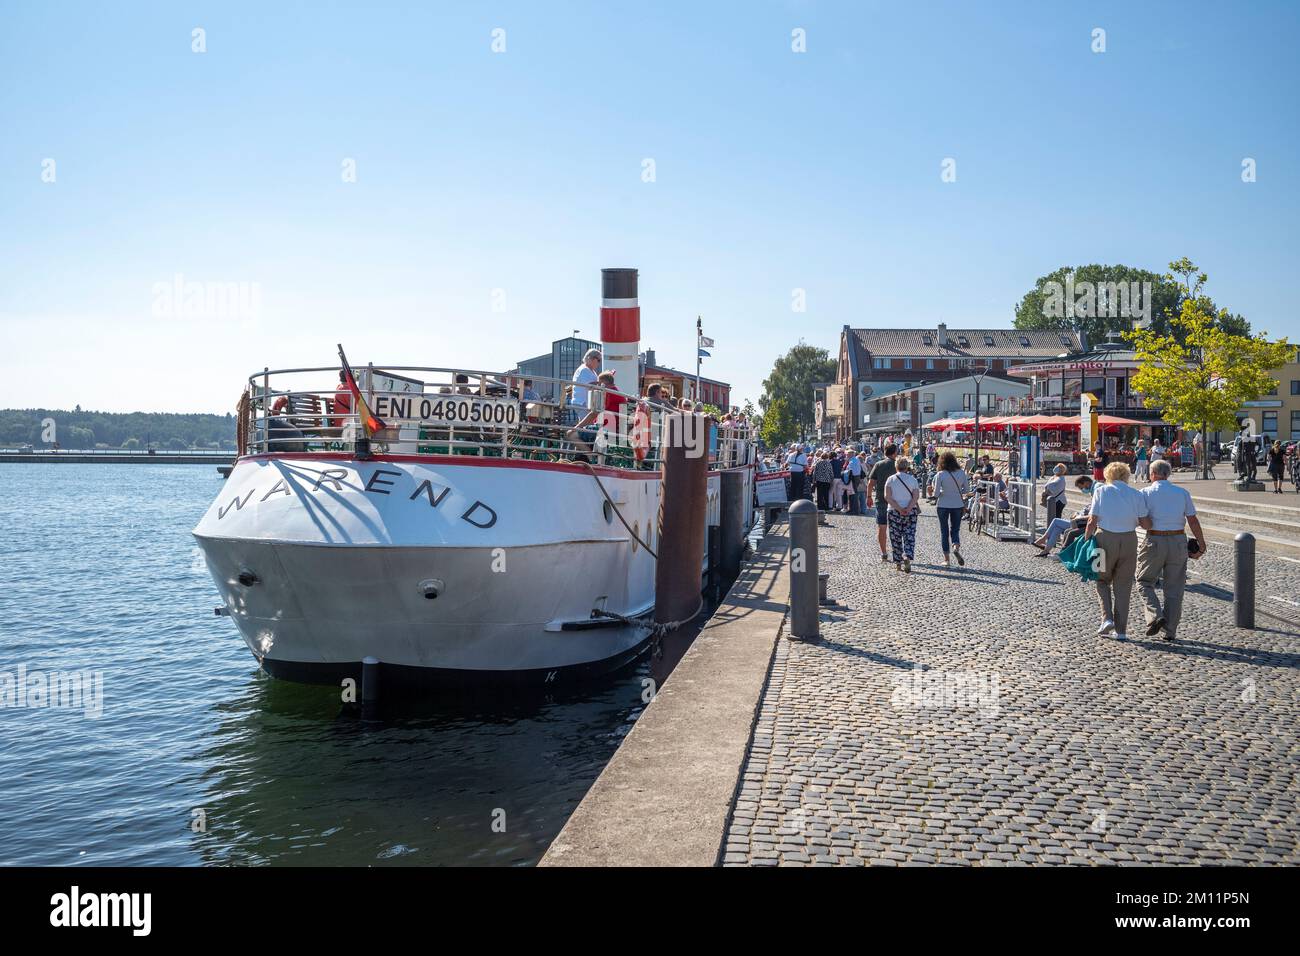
[631,406,652,462]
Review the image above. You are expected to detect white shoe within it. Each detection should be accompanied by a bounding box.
[1114,633,1127,641]
[1096,619,1115,636]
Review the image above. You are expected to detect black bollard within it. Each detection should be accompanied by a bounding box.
[788,499,819,640]
[1234,533,1255,629]
[719,470,746,582]
[361,655,381,718]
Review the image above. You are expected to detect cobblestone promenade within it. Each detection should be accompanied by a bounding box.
[723,511,1300,865]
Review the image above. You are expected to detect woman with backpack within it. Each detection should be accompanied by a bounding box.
[931,451,969,567]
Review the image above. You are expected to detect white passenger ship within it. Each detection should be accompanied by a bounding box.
[193,269,756,685]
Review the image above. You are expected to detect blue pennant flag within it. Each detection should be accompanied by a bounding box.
[698,348,711,358]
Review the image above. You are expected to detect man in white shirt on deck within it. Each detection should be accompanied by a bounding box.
[567,349,601,425]
[1137,460,1206,642]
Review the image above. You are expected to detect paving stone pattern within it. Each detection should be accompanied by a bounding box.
[723,512,1300,866]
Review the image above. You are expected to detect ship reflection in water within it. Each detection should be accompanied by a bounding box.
[194,609,724,866]
[194,660,655,866]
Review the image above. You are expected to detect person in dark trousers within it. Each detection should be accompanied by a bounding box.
[813,451,834,510]
[1267,440,1286,493]
[785,443,807,502]
[1091,441,1108,482]
[865,442,899,561]
[1041,463,1069,521]
[931,451,969,567]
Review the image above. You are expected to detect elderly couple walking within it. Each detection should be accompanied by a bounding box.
[1084,459,1207,642]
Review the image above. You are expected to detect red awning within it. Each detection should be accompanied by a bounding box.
[1098,414,1144,427]
[1017,415,1076,428]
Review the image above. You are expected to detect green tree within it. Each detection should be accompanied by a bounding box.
[1126,260,1292,479]
[759,396,797,447]
[1014,262,1249,346]
[1013,264,1180,345]
[760,342,836,437]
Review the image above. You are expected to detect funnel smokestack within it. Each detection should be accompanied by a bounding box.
[600,268,640,397]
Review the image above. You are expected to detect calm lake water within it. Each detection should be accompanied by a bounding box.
[0,464,670,866]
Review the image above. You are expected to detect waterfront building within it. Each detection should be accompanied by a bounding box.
[859,374,1030,437]
[1224,346,1300,446]
[827,324,1082,439]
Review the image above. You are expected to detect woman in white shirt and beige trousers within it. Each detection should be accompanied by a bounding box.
[1083,461,1151,640]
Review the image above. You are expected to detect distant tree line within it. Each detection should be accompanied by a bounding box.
[0,407,236,449]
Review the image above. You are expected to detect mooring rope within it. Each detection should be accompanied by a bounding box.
[573,458,705,636]
[590,599,705,638]
[576,459,659,559]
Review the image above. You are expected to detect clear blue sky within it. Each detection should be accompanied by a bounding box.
[2,0,1297,414]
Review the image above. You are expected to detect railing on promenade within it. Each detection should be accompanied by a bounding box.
[971,477,1037,542]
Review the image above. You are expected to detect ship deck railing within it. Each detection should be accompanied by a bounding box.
[238,364,757,472]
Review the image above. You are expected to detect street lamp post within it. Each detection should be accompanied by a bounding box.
[972,363,990,470]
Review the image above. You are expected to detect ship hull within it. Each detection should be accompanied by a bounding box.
[194,454,674,679]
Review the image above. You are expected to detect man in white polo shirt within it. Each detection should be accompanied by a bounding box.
[785,443,808,502]
[1137,459,1207,642]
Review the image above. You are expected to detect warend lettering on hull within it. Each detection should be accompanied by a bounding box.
[215,467,498,528]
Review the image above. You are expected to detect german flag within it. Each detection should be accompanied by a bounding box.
[337,344,386,436]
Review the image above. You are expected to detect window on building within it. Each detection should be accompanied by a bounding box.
[957,335,970,347]
[1263,411,1278,439]
[1266,384,1278,396]
[925,358,935,369]
[922,335,932,345]
[1019,336,1031,347]
[922,392,935,413]
[1292,381,1300,395]
[1061,335,1073,347]
[903,358,913,369]
[963,393,972,411]
[984,335,994,346]
[1292,409,1300,438]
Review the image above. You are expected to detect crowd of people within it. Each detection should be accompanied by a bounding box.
[560,347,753,460]
[777,430,1209,644]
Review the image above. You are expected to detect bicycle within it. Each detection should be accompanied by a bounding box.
[1289,453,1300,493]
[966,493,985,534]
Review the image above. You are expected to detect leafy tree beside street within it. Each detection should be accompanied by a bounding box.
[759,343,836,439]
[1014,262,1250,346]
[759,397,797,447]
[1126,260,1291,479]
